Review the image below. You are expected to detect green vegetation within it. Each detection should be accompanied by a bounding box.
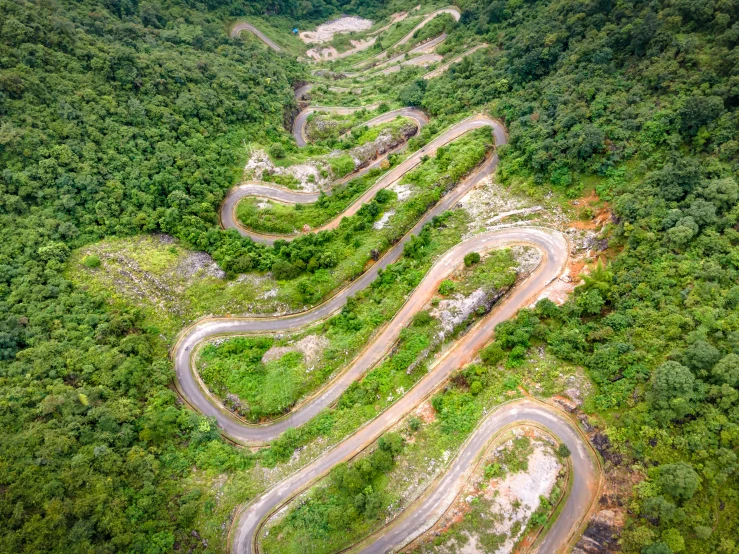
[236,126,490,237]
[411,433,567,553]
[261,433,405,553]
[196,233,519,422]
[3,0,739,551]
[410,13,457,46]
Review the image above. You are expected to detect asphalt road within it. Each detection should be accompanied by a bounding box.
[221,113,495,244]
[173,16,599,554]
[350,7,462,70]
[176,114,509,444]
[229,22,282,52]
[353,399,599,554]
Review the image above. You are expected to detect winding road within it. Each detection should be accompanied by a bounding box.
[221,112,506,245]
[230,22,283,51]
[350,7,461,70]
[174,14,605,554]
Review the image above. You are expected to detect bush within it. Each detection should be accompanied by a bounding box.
[438,280,456,295]
[408,417,421,432]
[464,252,481,266]
[83,255,101,268]
[480,343,505,366]
[271,259,300,280]
[557,443,571,457]
[269,143,286,159]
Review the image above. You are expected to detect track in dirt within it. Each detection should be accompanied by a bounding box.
[172,14,603,554]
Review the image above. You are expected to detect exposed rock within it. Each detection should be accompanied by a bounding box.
[592,432,623,466]
[299,16,373,44]
[261,335,329,368]
[572,509,623,553]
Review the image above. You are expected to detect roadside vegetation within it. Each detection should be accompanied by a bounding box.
[236,126,490,235]
[409,431,568,553]
[2,0,739,551]
[196,235,518,422]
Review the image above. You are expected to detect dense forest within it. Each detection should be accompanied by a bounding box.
[1,0,738,552]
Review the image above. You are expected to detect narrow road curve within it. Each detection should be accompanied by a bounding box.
[353,400,600,554]
[292,105,425,148]
[423,43,489,80]
[350,7,462,70]
[230,22,283,52]
[175,225,567,444]
[221,114,496,244]
[227,227,583,553]
[176,116,509,444]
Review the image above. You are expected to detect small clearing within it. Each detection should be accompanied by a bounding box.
[390,182,413,200]
[411,431,563,554]
[244,149,328,192]
[306,39,375,60]
[299,16,373,44]
[431,288,489,335]
[261,334,329,368]
[373,209,395,229]
[369,11,409,35]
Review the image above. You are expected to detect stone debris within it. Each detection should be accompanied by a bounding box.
[373,210,395,229]
[261,334,330,368]
[299,16,374,44]
[244,149,328,192]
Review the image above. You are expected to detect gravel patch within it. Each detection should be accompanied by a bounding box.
[261,334,330,369]
[484,440,561,553]
[390,183,413,201]
[244,149,328,192]
[431,288,489,336]
[373,209,396,229]
[300,16,373,44]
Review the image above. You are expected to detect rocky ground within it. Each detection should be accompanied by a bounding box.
[244,149,328,192]
[245,120,416,192]
[408,429,563,554]
[299,16,373,44]
[261,334,329,369]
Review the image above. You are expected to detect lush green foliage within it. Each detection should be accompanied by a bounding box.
[261,433,405,552]
[3,0,739,551]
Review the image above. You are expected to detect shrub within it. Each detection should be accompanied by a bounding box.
[83,255,101,268]
[480,343,505,366]
[269,143,286,159]
[271,259,300,280]
[464,252,481,266]
[438,280,456,295]
[557,443,571,457]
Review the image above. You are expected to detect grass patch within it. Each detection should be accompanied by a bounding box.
[196,215,520,422]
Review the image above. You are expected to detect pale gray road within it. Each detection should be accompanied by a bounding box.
[230,22,282,52]
[354,400,599,554]
[176,115,507,444]
[292,105,424,147]
[350,7,462,70]
[221,114,495,244]
[423,43,490,80]
[368,34,448,72]
[174,19,597,554]
[228,229,582,553]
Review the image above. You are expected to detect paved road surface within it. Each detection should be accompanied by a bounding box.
[230,22,282,52]
[221,114,495,244]
[350,7,462,70]
[353,400,599,554]
[172,18,599,554]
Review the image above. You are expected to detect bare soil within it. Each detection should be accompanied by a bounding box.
[299,16,373,44]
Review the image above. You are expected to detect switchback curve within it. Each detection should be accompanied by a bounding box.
[221,113,501,245]
[230,22,283,52]
[172,15,599,554]
[233,399,600,554]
